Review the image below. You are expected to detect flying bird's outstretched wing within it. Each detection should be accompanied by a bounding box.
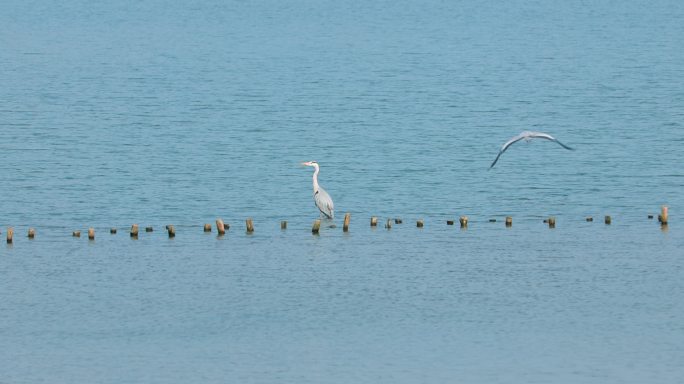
[529,132,574,151]
[489,133,527,169]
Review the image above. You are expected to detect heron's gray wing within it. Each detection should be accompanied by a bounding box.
[314,188,334,219]
[490,133,527,169]
[531,132,574,150]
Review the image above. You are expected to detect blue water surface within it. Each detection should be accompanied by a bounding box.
[1,1,683,383]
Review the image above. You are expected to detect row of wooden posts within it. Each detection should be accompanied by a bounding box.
[4,206,670,243]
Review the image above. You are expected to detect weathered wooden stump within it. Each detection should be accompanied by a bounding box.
[370,216,378,227]
[130,224,139,238]
[459,216,468,228]
[417,219,424,228]
[88,228,95,240]
[216,219,226,235]
[28,228,36,239]
[246,218,254,233]
[312,219,321,234]
[343,213,351,232]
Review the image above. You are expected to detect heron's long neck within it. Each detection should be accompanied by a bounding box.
[312,165,320,193]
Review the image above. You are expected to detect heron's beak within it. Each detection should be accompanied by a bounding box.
[300,162,310,167]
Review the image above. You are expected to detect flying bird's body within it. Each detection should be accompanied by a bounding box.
[302,161,334,219]
[490,131,573,168]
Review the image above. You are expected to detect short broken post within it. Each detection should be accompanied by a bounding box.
[7,227,14,244]
[110,228,117,234]
[459,216,468,228]
[167,225,175,238]
[88,228,95,240]
[130,224,139,238]
[604,215,612,225]
[385,219,392,229]
[246,218,254,233]
[505,216,512,227]
[73,231,81,237]
[417,219,424,228]
[312,219,321,234]
[586,217,594,222]
[659,206,668,225]
[548,217,556,228]
[343,213,351,232]
[216,219,226,235]
[28,228,36,239]
[281,221,287,230]
[370,216,378,227]
[204,223,212,232]
[145,226,153,233]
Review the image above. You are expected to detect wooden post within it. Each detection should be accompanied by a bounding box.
[343,213,351,232]
[604,215,612,225]
[459,216,468,228]
[648,214,654,219]
[446,220,454,225]
[659,206,668,225]
[130,224,139,238]
[417,219,424,228]
[489,219,496,223]
[204,223,212,232]
[505,216,512,227]
[394,218,402,224]
[145,226,153,232]
[385,219,392,229]
[246,218,254,233]
[7,227,13,243]
[370,216,378,227]
[586,217,593,222]
[281,221,287,230]
[548,217,556,228]
[88,228,95,240]
[72,231,81,237]
[312,219,321,234]
[28,228,36,239]
[167,225,175,238]
[216,219,225,235]
[110,228,117,234]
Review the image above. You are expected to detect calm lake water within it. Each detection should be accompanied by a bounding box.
[1,1,683,382]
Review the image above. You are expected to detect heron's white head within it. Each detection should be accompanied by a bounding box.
[301,161,318,167]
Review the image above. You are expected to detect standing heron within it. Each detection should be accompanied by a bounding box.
[302,161,334,219]
[490,131,573,169]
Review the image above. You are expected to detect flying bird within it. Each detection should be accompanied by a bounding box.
[490,131,573,169]
[302,161,334,219]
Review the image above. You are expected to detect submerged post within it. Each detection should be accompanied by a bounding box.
[604,215,612,225]
[370,216,378,227]
[216,219,226,235]
[246,218,254,233]
[459,216,468,228]
[446,220,454,225]
[505,216,512,227]
[7,227,14,243]
[72,231,81,237]
[88,228,95,240]
[281,221,287,230]
[145,226,153,233]
[417,219,424,228]
[385,219,392,229]
[548,217,556,228]
[394,218,403,224]
[167,225,175,238]
[343,213,351,232]
[659,206,668,225]
[312,219,321,234]
[586,217,594,222]
[204,223,212,232]
[130,224,139,238]
[110,228,117,234]
[28,228,36,239]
